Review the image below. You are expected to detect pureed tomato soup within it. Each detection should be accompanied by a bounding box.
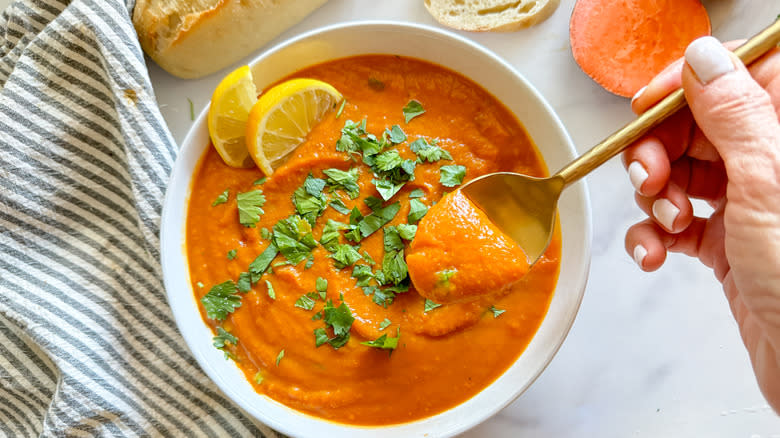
[186,55,562,425]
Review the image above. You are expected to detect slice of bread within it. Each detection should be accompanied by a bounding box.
[133,0,328,79]
[424,0,560,32]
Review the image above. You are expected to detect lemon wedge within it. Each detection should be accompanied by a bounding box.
[207,65,257,168]
[246,78,343,175]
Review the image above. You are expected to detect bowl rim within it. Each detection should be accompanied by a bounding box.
[161,19,592,438]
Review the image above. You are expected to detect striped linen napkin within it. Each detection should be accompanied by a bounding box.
[0,0,278,436]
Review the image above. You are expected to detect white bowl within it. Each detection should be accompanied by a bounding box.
[161,20,591,438]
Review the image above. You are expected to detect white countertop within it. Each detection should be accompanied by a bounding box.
[148,0,780,436]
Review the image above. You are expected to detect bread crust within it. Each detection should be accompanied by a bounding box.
[423,0,560,32]
[133,0,328,78]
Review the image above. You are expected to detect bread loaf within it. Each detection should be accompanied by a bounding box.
[133,0,328,79]
[423,0,560,32]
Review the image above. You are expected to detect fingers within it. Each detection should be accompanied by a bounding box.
[621,136,670,196]
[633,182,694,233]
[625,217,715,273]
[683,36,780,175]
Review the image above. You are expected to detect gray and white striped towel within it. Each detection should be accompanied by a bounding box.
[0,0,278,435]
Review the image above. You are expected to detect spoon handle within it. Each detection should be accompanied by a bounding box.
[555,18,780,188]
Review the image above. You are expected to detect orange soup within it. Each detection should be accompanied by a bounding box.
[186,55,561,425]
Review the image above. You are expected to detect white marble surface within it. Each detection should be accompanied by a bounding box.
[146,0,780,436]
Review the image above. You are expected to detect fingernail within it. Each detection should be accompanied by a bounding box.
[631,86,647,104]
[628,161,648,193]
[652,198,680,231]
[633,244,648,268]
[685,36,736,84]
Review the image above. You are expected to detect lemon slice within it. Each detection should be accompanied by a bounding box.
[246,78,343,175]
[207,65,257,168]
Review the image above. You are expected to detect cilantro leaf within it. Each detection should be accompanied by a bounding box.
[358,202,400,238]
[385,125,407,144]
[368,77,385,91]
[403,100,425,123]
[212,189,229,206]
[410,138,452,163]
[227,249,237,260]
[329,198,352,214]
[237,272,251,292]
[409,188,425,199]
[248,243,278,283]
[254,372,264,384]
[382,249,408,286]
[489,305,505,318]
[352,264,375,287]
[236,189,266,227]
[273,216,318,265]
[324,299,355,337]
[314,327,330,347]
[320,219,349,252]
[383,226,404,252]
[397,224,417,240]
[295,293,317,310]
[293,174,329,225]
[373,178,405,201]
[408,199,428,224]
[361,328,400,351]
[316,277,328,293]
[265,279,276,300]
[440,165,466,187]
[374,150,404,171]
[437,269,457,288]
[276,349,284,366]
[362,250,376,265]
[330,243,363,269]
[424,299,442,313]
[379,318,392,330]
[201,281,241,320]
[324,168,360,199]
[336,99,346,118]
[260,228,271,239]
[253,177,267,185]
[304,174,327,196]
[213,327,238,360]
[372,287,398,308]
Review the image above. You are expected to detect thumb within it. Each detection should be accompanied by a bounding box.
[682,36,780,180]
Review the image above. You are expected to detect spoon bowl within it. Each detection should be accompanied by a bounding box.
[463,19,780,266]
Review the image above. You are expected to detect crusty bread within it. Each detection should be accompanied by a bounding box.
[423,0,560,32]
[133,0,328,79]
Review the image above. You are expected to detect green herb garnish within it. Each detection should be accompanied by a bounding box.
[253,177,267,185]
[323,168,360,199]
[379,318,392,331]
[335,99,346,118]
[227,249,237,260]
[201,281,241,320]
[330,243,363,269]
[188,97,194,121]
[384,125,407,144]
[237,272,251,292]
[403,99,425,123]
[368,77,385,91]
[358,200,401,238]
[248,243,278,283]
[295,293,318,310]
[276,349,285,366]
[237,189,266,227]
[409,188,425,199]
[265,279,276,300]
[329,198,352,214]
[410,138,451,163]
[293,174,329,225]
[362,328,400,352]
[407,199,428,224]
[489,305,505,318]
[213,327,238,360]
[212,189,229,206]
[273,215,318,265]
[439,165,466,187]
[314,299,355,349]
[424,298,442,313]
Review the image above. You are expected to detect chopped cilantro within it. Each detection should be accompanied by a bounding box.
[314,327,329,347]
[323,168,360,199]
[374,150,404,172]
[361,328,400,351]
[295,293,317,310]
[384,125,407,144]
[212,189,229,206]
[293,175,329,225]
[329,198,352,214]
[373,178,405,201]
[320,219,349,252]
[372,287,399,308]
[260,227,271,239]
[196,281,204,288]
[379,318,392,330]
[201,281,241,320]
[362,250,376,265]
[316,277,328,293]
[237,189,266,227]
[188,98,195,121]
[276,349,285,366]
[440,165,466,187]
[253,177,267,185]
[330,243,363,269]
[352,264,374,287]
[248,243,278,283]
[358,201,400,238]
[382,249,408,286]
[383,226,404,252]
[237,272,251,292]
[424,298,442,313]
[409,188,425,199]
[397,224,417,241]
[254,372,264,384]
[410,138,452,163]
[314,299,355,349]
[489,305,505,318]
[368,77,385,91]
[336,99,346,118]
[265,279,276,300]
[408,199,428,224]
[273,216,318,265]
[213,327,238,360]
[403,100,425,123]
[227,249,237,260]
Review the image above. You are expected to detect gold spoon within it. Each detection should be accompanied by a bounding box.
[462,19,780,266]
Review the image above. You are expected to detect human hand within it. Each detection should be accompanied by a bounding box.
[622,36,780,411]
